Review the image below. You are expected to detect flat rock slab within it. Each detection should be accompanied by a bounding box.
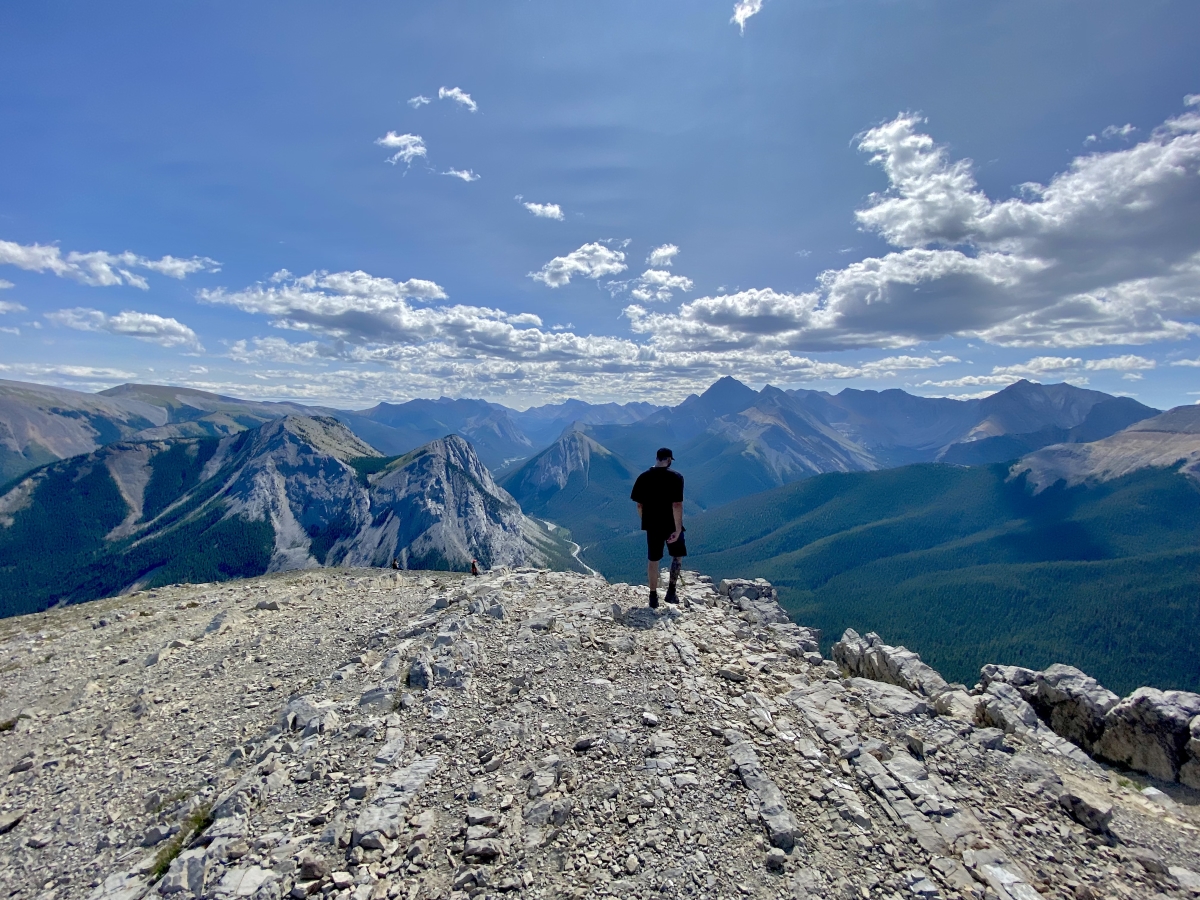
[352,754,442,845]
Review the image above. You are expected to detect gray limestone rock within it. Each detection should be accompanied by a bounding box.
[1095,687,1200,782]
[727,739,797,850]
[352,755,441,845]
[980,682,1040,734]
[832,629,948,698]
[934,689,981,721]
[1058,787,1113,833]
[87,872,150,900]
[848,677,930,717]
[407,654,433,690]
[1032,664,1120,752]
[157,847,207,895]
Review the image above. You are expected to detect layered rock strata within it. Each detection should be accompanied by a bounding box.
[0,571,1196,900]
[835,631,1200,791]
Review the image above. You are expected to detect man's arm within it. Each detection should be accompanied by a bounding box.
[669,501,683,542]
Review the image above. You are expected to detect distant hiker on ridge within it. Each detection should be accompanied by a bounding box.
[630,447,685,609]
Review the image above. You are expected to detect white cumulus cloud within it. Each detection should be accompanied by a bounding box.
[443,168,480,182]
[408,95,431,108]
[731,0,764,34]
[0,300,25,314]
[628,99,1200,353]
[523,201,564,220]
[438,86,477,112]
[528,243,628,288]
[620,269,695,303]
[375,132,427,166]
[46,308,203,350]
[0,240,219,289]
[647,244,679,267]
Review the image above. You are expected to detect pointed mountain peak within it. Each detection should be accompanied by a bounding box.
[698,376,759,417]
[258,414,381,461]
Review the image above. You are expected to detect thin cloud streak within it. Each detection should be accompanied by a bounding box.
[438,86,477,112]
[0,239,219,289]
[45,307,203,350]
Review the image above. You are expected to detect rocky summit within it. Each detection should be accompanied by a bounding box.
[1,570,1198,900]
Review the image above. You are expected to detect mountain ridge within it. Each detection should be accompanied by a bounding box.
[0,416,580,617]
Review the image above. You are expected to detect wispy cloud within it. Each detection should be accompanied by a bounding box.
[375,132,427,166]
[1084,123,1137,145]
[522,200,564,220]
[45,308,203,350]
[646,244,679,267]
[1084,354,1156,371]
[0,363,139,382]
[443,168,480,182]
[528,243,627,287]
[731,0,764,34]
[407,95,431,108]
[0,300,26,314]
[438,86,477,112]
[0,240,219,289]
[920,354,1157,389]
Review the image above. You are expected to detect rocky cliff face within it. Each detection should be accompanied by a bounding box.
[341,434,543,572]
[502,430,613,497]
[1013,404,1200,492]
[0,417,573,617]
[2,569,1198,900]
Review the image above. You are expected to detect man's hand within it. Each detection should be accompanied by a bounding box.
[667,531,681,544]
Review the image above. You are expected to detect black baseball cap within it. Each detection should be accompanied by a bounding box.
[656,447,674,461]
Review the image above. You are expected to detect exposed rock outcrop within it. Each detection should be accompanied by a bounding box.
[839,632,1200,792]
[1094,688,1200,786]
[831,629,949,699]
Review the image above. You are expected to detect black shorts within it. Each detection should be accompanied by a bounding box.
[646,531,687,562]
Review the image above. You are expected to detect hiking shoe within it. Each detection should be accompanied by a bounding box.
[648,590,659,609]
[664,586,679,605]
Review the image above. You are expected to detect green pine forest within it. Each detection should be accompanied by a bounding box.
[581,463,1200,696]
[0,434,274,619]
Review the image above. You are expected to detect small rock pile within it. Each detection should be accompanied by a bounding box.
[0,570,1197,900]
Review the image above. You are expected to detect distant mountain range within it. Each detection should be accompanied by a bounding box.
[0,378,662,483]
[0,373,1178,629]
[500,377,1160,544]
[0,416,579,618]
[581,402,1200,695]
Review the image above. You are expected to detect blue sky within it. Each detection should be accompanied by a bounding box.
[1,0,1199,410]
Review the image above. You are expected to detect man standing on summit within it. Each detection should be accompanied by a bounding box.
[630,447,686,608]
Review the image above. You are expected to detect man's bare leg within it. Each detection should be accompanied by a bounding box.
[647,559,660,607]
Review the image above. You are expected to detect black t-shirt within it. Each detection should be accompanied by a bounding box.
[630,467,684,534]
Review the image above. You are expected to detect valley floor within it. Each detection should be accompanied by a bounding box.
[0,569,1197,900]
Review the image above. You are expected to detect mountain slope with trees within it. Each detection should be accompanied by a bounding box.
[583,459,1200,695]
